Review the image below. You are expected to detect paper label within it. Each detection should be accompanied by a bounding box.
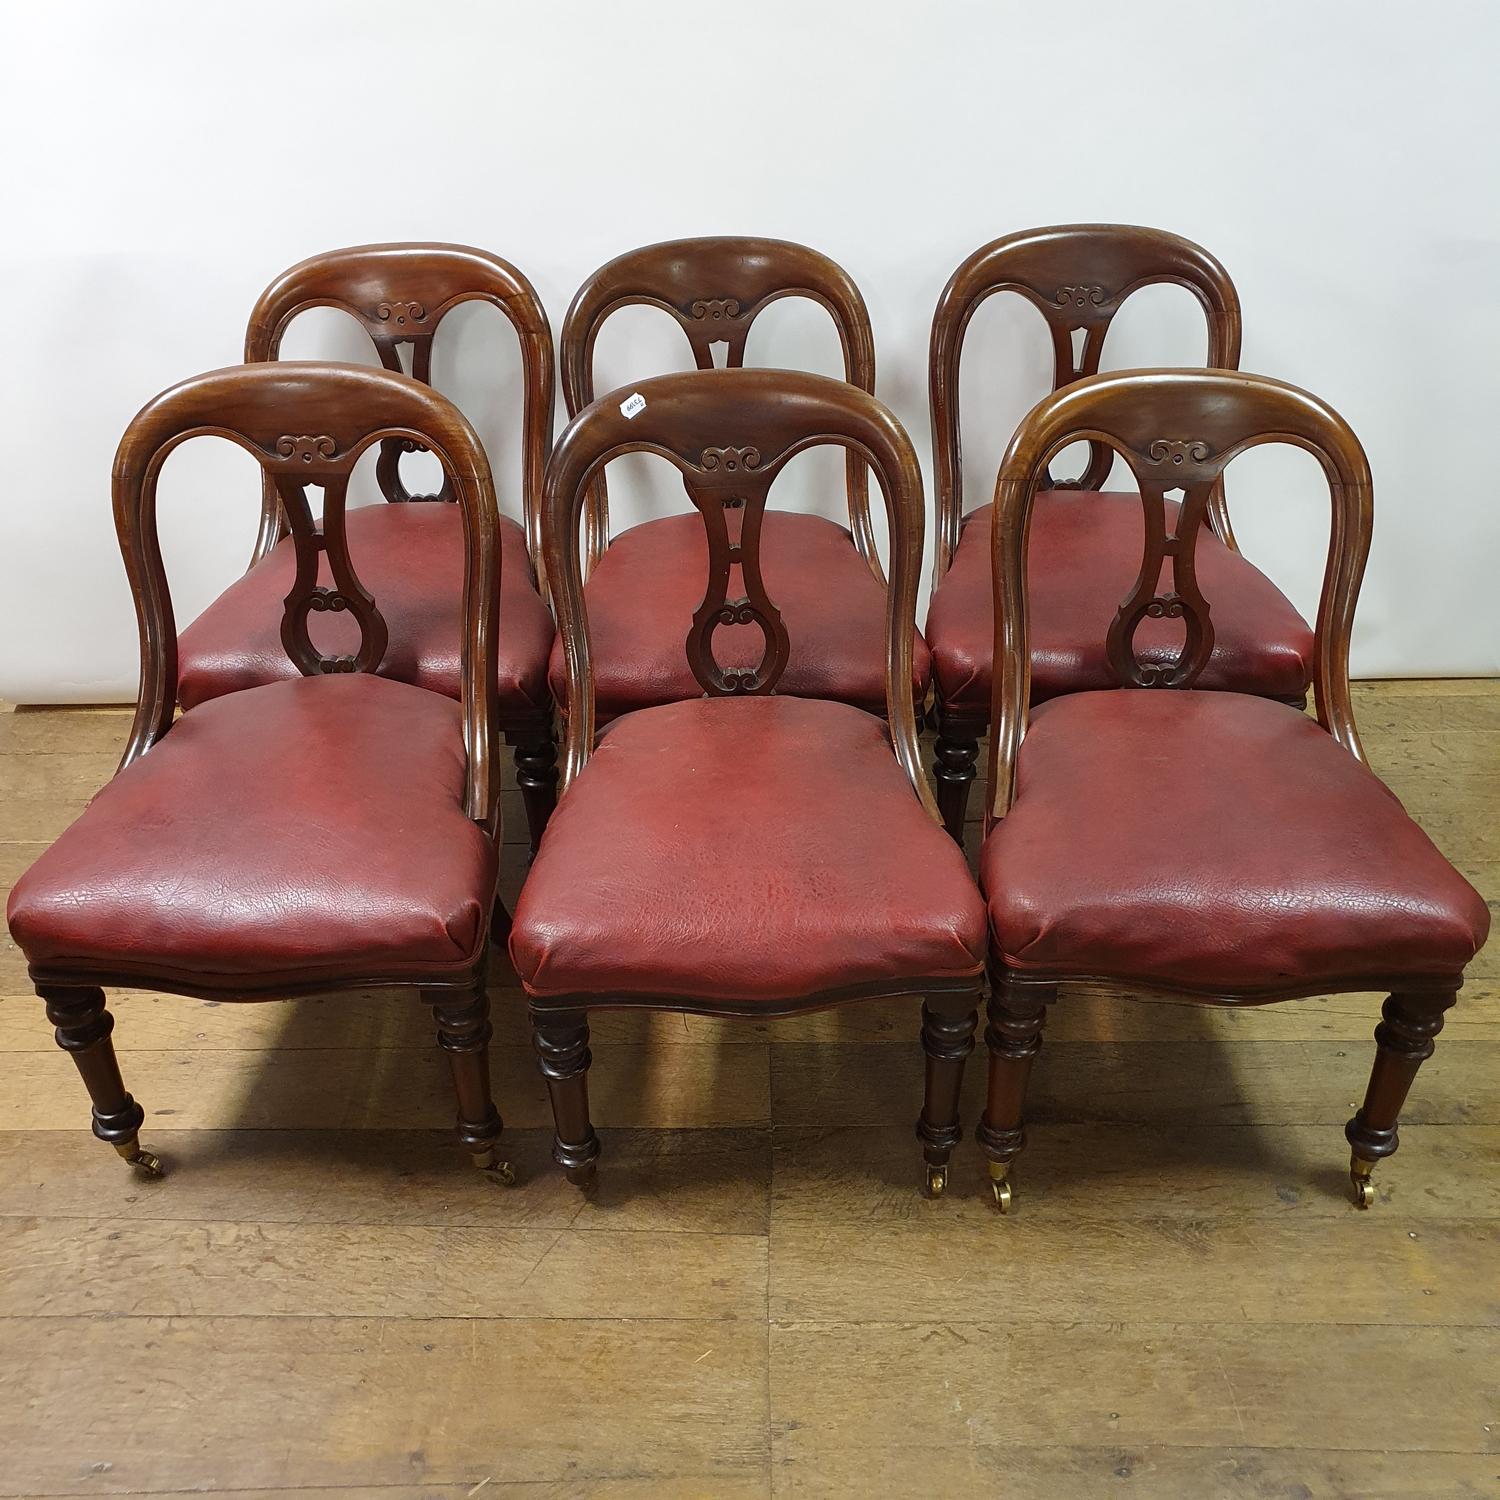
[620,392,646,419]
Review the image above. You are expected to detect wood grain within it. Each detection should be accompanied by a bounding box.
[1,682,1496,1500]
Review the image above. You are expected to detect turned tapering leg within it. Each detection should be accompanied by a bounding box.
[1344,990,1456,1208]
[915,993,979,1198]
[531,1007,600,1186]
[427,983,512,1184]
[40,985,161,1177]
[932,706,981,845]
[512,724,559,858]
[975,971,1054,1213]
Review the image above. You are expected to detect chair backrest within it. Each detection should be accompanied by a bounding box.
[543,367,935,818]
[560,237,880,574]
[930,224,1243,580]
[245,241,553,584]
[113,361,502,824]
[985,368,1373,823]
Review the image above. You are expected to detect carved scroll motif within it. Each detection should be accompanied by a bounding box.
[376,300,427,328]
[275,434,337,466]
[690,298,742,323]
[1054,285,1107,311]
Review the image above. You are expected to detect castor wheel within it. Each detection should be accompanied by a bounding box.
[566,1160,598,1190]
[988,1162,1013,1214]
[924,1164,948,1199]
[473,1148,517,1186]
[1350,1158,1376,1209]
[115,1141,164,1179]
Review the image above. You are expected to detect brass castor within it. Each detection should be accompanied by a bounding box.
[924,1164,948,1199]
[988,1160,1013,1214]
[1350,1156,1376,1210]
[472,1148,517,1186]
[566,1161,598,1190]
[114,1140,164,1179]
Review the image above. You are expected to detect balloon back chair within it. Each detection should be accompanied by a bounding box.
[554,236,929,721]
[927,225,1314,839]
[175,243,560,852]
[511,367,986,1197]
[7,362,516,1183]
[976,368,1490,1212]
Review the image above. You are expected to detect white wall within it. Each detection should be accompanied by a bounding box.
[3,0,1497,702]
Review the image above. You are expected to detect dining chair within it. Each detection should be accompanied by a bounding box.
[926,225,1315,840]
[175,243,560,852]
[511,368,986,1196]
[975,368,1490,1212]
[556,236,930,722]
[6,362,514,1183]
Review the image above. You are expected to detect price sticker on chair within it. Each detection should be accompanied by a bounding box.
[619,392,646,419]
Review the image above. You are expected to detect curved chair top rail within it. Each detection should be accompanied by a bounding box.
[560,236,880,576]
[543,366,935,819]
[985,367,1373,825]
[114,361,502,825]
[930,223,1244,582]
[244,241,554,588]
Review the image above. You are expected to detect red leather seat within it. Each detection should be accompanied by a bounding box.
[7,675,497,992]
[546,511,932,721]
[510,696,985,1003]
[927,495,1314,713]
[981,690,1490,993]
[177,503,554,715]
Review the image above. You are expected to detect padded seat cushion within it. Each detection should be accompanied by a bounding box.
[926,495,1314,713]
[510,696,985,1003]
[177,504,555,719]
[7,675,497,991]
[981,691,1490,993]
[545,510,931,721]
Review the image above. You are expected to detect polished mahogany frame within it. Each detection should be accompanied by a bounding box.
[31,362,511,1181]
[532,366,981,1195]
[926,224,1257,838]
[560,236,884,580]
[245,242,560,846]
[978,367,1464,1211]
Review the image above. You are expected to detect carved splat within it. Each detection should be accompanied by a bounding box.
[1102,437,1226,688]
[680,447,790,697]
[264,434,389,678]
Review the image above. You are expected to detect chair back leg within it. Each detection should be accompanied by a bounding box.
[915,991,979,1197]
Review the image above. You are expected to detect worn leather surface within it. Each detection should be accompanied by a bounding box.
[7,675,497,990]
[510,696,985,1003]
[981,690,1490,992]
[178,504,554,719]
[546,510,931,722]
[927,495,1314,713]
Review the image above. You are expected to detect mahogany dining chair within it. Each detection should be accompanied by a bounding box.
[6,363,514,1182]
[975,368,1490,1212]
[175,243,561,852]
[926,225,1314,840]
[555,236,929,722]
[511,368,986,1196]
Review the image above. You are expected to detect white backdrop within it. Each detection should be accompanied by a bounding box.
[3,0,1497,702]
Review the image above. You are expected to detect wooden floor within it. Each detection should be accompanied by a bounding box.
[0,682,1496,1500]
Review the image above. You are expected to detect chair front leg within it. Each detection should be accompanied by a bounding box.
[40,985,161,1177]
[932,703,981,845]
[975,968,1054,1213]
[531,1006,600,1187]
[915,991,979,1198]
[1344,990,1456,1208]
[427,982,512,1184]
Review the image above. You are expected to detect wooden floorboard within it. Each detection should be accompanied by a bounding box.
[1,682,1497,1499]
